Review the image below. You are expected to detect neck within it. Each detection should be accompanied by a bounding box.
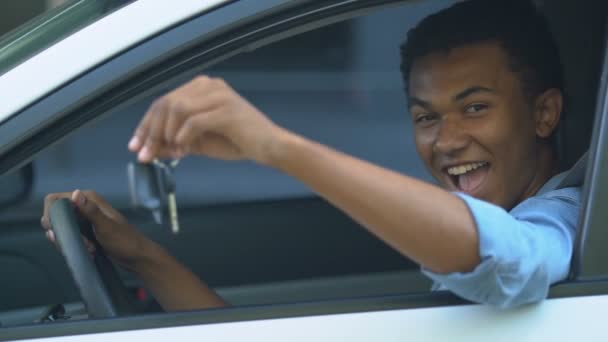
[516,143,559,204]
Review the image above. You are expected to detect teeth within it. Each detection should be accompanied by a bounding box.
[447,162,487,176]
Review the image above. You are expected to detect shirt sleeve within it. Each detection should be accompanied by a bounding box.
[421,188,580,308]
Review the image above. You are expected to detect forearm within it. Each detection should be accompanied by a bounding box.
[134,241,227,312]
[268,131,480,273]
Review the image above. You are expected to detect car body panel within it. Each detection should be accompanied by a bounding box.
[0,0,229,124]
[18,294,608,341]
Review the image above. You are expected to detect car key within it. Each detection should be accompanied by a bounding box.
[127,159,181,234]
[127,161,164,225]
[153,159,180,234]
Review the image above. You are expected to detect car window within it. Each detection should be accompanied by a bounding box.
[0,1,456,317]
[0,0,135,76]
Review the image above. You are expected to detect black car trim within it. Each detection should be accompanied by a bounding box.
[572,20,608,280]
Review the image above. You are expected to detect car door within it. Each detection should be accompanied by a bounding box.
[1,0,608,340]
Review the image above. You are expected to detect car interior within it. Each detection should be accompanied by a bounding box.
[0,0,605,328]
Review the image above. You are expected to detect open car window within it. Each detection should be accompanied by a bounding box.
[0,1,452,319]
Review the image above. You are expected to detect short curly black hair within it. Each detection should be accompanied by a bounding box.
[400,0,563,103]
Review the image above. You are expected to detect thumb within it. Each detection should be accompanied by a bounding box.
[71,190,112,230]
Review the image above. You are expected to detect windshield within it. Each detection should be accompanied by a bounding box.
[0,0,136,77]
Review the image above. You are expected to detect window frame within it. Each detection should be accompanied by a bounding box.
[571,23,608,280]
[1,0,608,339]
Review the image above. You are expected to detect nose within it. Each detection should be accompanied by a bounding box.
[433,115,471,155]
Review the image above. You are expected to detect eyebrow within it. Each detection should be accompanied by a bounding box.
[409,86,496,110]
[452,86,495,102]
[408,97,431,110]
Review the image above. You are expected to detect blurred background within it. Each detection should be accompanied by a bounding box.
[0,0,448,311]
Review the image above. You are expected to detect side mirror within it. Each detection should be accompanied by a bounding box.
[0,164,33,208]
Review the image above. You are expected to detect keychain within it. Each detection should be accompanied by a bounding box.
[127,159,181,234]
[152,159,180,234]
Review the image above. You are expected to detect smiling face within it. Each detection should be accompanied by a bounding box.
[409,42,561,209]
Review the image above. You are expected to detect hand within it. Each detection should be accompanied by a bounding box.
[128,76,287,165]
[42,190,154,272]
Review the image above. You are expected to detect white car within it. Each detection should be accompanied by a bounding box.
[0,0,607,340]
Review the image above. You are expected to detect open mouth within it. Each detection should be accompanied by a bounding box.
[445,161,490,195]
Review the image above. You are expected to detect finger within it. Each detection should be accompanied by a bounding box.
[42,194,58,230]
[169,87,230,156]
[174,109,226,152]
[71,190,114,231]
[149,87,225,161]
[41,216,50,231]
[46,230,64,253]
[129,118,150,153]
[142,99,172,163]
[137,145,180,160]
[42,192,71,230]
[81,190,128,224]
[129,99,162,153]
[46,229,56,243]
[175,115,208,152]
[164,101,189,148]
[83,236,96,254]
[156,145,184,160]
[128,133,144,153]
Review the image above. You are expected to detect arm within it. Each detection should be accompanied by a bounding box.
[127,76,579,308]
[130,76,480,274]
[268,132,480,274]
[134,240,227,311]
[425,190,580,307]
[42,190,227,312]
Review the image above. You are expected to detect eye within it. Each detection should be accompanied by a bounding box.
[414,113,439,126]
[464,103,488,114]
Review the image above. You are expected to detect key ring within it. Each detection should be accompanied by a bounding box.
[152,158,180,170]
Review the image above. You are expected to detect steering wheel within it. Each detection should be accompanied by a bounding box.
[49,199,135,318]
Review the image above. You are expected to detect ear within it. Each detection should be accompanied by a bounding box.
[533,88,563,138]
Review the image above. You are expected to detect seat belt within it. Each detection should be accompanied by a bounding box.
[556,151,588,189]
[537,151,588,195]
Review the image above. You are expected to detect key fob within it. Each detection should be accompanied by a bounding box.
[127,161,172,225]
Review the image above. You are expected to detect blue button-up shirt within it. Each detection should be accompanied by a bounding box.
[422,176,581,308]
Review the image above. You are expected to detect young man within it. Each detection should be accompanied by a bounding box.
[42,0,580,309]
